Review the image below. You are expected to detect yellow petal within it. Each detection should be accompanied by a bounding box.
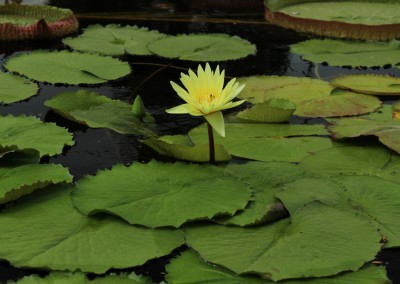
[218,99,246,111]
[204,111,225,137]
[166,104,203,116]
[170,81,193,104]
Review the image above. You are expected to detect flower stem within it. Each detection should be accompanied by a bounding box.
[207,122,216,164]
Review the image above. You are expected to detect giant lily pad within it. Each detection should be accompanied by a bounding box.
[291,39,400,68]
[265,1,400,40]
[185,202,381,281]
[0,72,38,104]
[72,161,252,228]
[45,90,156,137]
[63,24,166,56]
[0,115,74,157]
[4,50,131,85]
[189,123,333,162]
[148,33,256,61]
[278,175,400,247]
[166,250,390,284]
[331,74,400,96]
[0,4,78,41]
[0,185,184,273]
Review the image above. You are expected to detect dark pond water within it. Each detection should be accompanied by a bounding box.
[0,0,400,283]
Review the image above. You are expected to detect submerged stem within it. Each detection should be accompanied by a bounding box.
[207,122,215,164]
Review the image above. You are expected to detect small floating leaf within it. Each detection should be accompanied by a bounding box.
[0,186,184,273]
[45,90,155,136]
[63,24,166,56]
[0,115,74,157]
[331,74,400,96]
[4,50,131,85]
[72,161,252,228]
[148,33,256,61]
[0,72,38,104]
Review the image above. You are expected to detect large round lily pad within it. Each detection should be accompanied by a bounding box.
[72,161,252,228]
[0,72,38,104]
[4,50,131,85]
[0,4,78,41]
[148,33,256,61]
[265,1,400,40]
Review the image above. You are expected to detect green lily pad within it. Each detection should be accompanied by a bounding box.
[143,138,231,163]
[0,163,72,204]
[0,72,38,104]
[299,146,392,177]
[189,123,332,162]
[185,202,380,281]
[278,175,400,247]
[63,24,166,56]
[0,115,74,157]
[4,50,131,85]
[216,161,302,226]
[166,250,390,284]
[331,74,400,96]
[291,39,400,68]
[148,33,256,61]
[72,161,252,228]
[0,185,184,273]
[45,90,156,136]
[10,272,152,284]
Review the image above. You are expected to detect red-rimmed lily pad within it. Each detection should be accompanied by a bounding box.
[0,4,78,41]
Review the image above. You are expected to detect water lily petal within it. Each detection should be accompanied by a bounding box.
[218,99,246,111]
[166,103,203,116]
[170,81,193,104]
[204,111,225,137]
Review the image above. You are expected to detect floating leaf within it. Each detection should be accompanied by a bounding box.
[148,33,256,61]
[4,50,131,85]
[63,24,166,56]
[143,138,231,163]
[166,250,390,284]
[331,74,400,96]
[0,163,72,204]
[45,90,155,136]
[0,72,38,104]
[72,161,252,228]
[185,203,380,281]
[0,115,74,157]
[278,175,400,247]
[189,123,332,162]
[0,185,184,273]
[291,39,400,67]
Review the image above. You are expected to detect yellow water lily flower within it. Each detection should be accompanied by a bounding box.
[166,63,245,137]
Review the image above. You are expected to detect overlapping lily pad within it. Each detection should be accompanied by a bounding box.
[0,115,74,157]
[189,123,332,162]
[166,250,390,284]
[72,161,252,228]
[148,33,256,61]
[45,90,155,136]
[185,203,380,281]
[0,72,38,104]
[63,24,166,56]
[4,50,131,85]
[0,185,184,273]
[291,39,400,68]
[331,74,400,96]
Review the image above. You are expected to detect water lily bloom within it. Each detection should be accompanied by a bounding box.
[166,63,245,137]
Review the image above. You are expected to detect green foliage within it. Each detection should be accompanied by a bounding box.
[0,72,38,104]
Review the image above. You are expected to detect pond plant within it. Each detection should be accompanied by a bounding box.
[0,1,399,284]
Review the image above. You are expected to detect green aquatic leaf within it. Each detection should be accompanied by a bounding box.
[4,50,131,85]
[148,33,256,61]
[63,24,166,56]
[331,74,400,96]
[291,39,400,67]
[0,115,74,157]
[166,250,390,284]
[185,202,380,281]
[189,123,332,162]
[45,90,155,136]
[0,186,184,273]
[72,161,252,228]
[0,72,38,104]
[278,175,400,247]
